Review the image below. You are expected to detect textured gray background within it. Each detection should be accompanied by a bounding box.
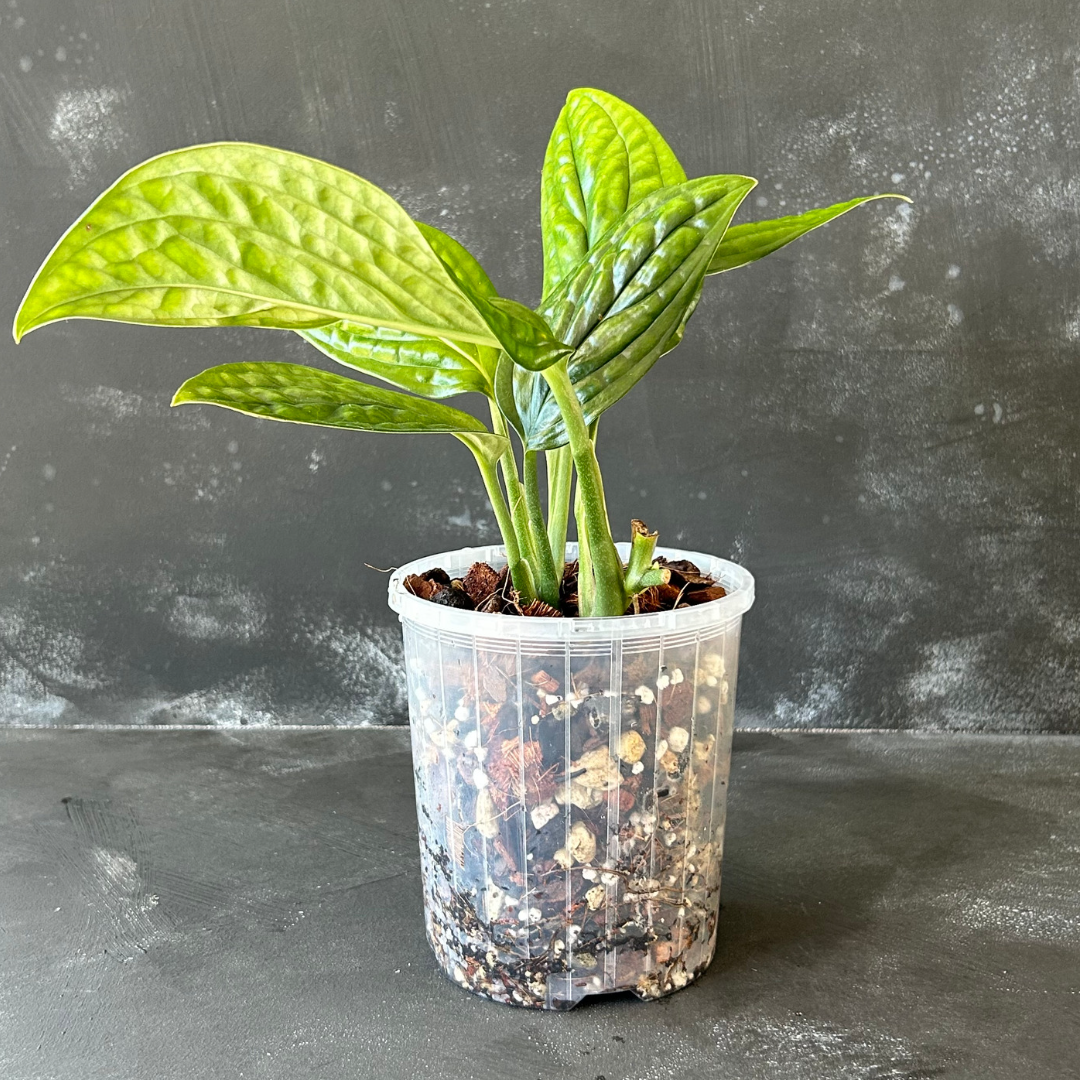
[0,0,1077,730]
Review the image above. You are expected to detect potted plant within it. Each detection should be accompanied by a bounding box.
[13,88,906,1008]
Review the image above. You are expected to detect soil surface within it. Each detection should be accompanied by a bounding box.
[403,557,726,617]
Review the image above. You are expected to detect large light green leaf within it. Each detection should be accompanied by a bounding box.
[500,175,756,450]
[172,361,507,463]
[416,222,570,371]
[299,322,498,399]
[13,143,499,347]
[541,88,687,298]
[707,194,911,275]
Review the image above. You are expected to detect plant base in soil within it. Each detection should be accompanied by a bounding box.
[404,557,726,618]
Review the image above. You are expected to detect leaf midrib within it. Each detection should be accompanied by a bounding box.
[27,280,500,347]
[435,336,495,387]
[26,209,499,346]
[48,205,475,331]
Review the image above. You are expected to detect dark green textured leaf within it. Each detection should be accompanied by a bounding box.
[707,194,911,275]
[299,322,498,398]
[14,143,498,346]
[541,88,686,298]
[172,361,507,463]
[416,222,571,371]
[503,175,756,450]
[484,297,571,371]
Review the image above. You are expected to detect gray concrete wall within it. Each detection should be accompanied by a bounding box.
[1,0,1077,730]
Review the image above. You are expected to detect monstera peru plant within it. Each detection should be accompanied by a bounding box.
[14,88,905,619]
[14,88,910,1008]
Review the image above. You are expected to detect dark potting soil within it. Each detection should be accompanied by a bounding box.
[403,557,726,617]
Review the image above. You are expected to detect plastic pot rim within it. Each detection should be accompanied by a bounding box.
[388,542,754,641]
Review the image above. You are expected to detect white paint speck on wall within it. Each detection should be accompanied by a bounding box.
[48,87,126,187]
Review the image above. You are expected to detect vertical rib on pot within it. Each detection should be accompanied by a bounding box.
[389,543,754,1009]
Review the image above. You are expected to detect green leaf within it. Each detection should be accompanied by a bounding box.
[484,297,572,371]
[541,88,687,298]
[416,222,571,371]
[501,174,756,451]
[299,322,498,399]
[14,143,499,347]
[171,361,508,463]
[494,351,526,436]
[707,194,911,275]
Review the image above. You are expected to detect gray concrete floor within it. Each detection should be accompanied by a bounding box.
[0,729,1077,1079]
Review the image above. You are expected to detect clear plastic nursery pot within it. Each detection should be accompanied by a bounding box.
[388,543,754,1010]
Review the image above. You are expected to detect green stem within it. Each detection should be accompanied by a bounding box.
[541,361,625,616]
[624,518,668,600]
[487,403,538,602]
[469,447,534,599]
[624,519,656,591]
[574,480,595,616]
[523,450,562,606]
[545,446,572,580]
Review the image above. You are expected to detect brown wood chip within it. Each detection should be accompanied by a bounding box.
[407,553,722,616]
[403,574,437,600]
[462,561,501,605]
[680,584,727,604]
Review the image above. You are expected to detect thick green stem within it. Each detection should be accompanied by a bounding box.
[574,480,595,616]
[545,446,572,580]
[523,450,562,606]
[471,449,535,599]
[541,361,625,616]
